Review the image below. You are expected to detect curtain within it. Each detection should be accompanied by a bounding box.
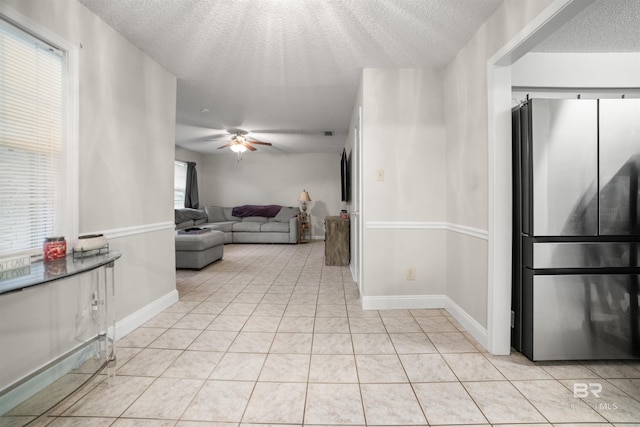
[185,162,199,209]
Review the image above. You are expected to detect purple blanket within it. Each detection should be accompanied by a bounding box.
[232,204,282,218]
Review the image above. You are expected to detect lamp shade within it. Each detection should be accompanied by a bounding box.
[298,190,311,202]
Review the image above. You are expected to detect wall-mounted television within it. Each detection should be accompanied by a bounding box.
[341,148,350,202]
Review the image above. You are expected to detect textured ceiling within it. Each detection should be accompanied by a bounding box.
[79,0,503,154]
[533,0,640,53]
[78,0,640,154]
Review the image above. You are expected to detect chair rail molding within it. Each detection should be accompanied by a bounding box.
[365,221,488,240]
[88,221,175,240]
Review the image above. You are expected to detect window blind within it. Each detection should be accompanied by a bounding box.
[0,19,64,257]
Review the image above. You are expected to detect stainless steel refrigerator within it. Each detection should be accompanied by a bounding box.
[512,98,640,361]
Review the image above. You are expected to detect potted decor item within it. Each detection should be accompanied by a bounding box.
[44,237,66,261]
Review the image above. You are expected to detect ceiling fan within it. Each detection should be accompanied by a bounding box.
[217,132,272,153]
[208,130,273,160]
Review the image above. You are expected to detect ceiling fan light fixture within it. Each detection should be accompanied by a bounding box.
[229,134,248,153]
[230,143,247,153]
[214,130,272,159]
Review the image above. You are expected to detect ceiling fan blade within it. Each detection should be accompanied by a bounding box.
[206,134,231,141]
[245,144,257,151]
[250,129,320,135]
[217,143,231,149]
[246,140,272,146]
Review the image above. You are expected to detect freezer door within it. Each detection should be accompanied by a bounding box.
[530,99,598,236]
[599,99,640,236]
[532,274,640,360]
[511,107,523,351]
[527,241,640,269]
[520,104,532,236]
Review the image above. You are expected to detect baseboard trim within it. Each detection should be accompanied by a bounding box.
[114,290,179,340]
[444,296,488,350]
[361,294,446,310]
[365,221,488,240]
[360,294,488,351]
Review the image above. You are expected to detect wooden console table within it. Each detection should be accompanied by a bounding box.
[325,216,350,265]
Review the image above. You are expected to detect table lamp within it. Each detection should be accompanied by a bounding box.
[298,190,311,213]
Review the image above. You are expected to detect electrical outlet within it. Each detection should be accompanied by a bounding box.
[406,267,415,281]
[376,169,384,181]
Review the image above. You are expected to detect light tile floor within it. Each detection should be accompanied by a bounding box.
[11,242,640,426]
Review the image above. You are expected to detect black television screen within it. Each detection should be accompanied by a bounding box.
[341,148,349,202]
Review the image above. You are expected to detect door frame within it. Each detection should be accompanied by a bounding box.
[486,0,594,354]
[351,107,364,294]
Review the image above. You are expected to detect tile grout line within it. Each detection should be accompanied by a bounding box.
[37,241,640,425]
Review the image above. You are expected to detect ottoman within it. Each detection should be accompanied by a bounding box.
[175,230,225,269]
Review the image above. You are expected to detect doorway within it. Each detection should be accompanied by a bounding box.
[486,0,595,354]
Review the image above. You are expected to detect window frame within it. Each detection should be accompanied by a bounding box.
[0,5,79,259]
[174,160,188,209]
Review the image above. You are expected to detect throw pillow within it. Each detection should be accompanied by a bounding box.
[204,206,227,223]
[274,206,299,222]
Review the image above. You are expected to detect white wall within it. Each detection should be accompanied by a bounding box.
[0,0,177,393]
[360,68,447,306]
[513,52,640,89]
[443,0,556,339]
[512,52,640,102]
[199,152,343,238]
[176,147,204,165]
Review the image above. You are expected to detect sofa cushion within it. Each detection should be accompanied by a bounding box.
[204,222,235,232]
[204,206,227,222]
[274,206,299,222]
[223,207,241,221]
[242,216,268,223]
[232,222,261,232]
[261,222,290,232]
[194,218,207,225]
[175,230,225,251]
[175,220,194,230]
[175,208,207,224]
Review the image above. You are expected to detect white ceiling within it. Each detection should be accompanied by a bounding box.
[533,0,640,53]
[78,0,640,155]
[79,0,503,154]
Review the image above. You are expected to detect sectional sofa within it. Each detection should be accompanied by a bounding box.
[175,205,300,244]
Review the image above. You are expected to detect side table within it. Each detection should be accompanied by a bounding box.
[298,213,311,243]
